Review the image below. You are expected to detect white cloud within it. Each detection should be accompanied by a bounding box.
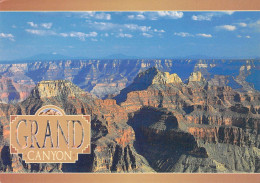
[128,15,135,19]
[80,12,111,20]
[192,12,234,21]
[88,20,164,38]
[69,32,86,40]
[116,33,133,38]
[67,31,98,41]
[237,22,247,27]
[0,33,15,41]
[12,25,17,28]
[60,33,69,37]
[174,32,193,37]
[142,33,153,38]
[216,25,236,31]
[136,14,145,20]
[248,20,260,31]
[223,11,235,15]
[25,29,56,36]
[41,23,53,29]
[27,21,38,28]
[124,24,151,32]
[127,11,183,21]
[128,13,146,20]
[25,25,98,41]
[95,13,111,20]
[154,29,165,33]
[88,19,165,39]
[27,22,53,29]
[237,35,251,38]
[59,31,98,41]
[157,11,183,19]
[196,33,212,38]
[192,14,213,21]
[88,32,98,37]
[174,32,212,38]
[89,21,117,30]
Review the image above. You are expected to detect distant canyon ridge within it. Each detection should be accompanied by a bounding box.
[0,59,259,103]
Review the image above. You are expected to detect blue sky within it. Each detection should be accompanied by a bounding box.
[0,11,260,60]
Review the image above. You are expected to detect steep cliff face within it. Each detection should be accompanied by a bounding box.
[115,67,182,103]
[0,77,33,103]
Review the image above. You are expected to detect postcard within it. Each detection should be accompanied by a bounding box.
[0,1,259,182]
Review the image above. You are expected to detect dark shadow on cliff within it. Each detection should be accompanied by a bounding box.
[127,107,208,172]
[114,67,160,104]
[0,146,12,171]
[61,144,96,172]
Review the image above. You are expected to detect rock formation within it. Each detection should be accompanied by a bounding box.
[115,67,260,172]
[0,80,153,173]
[0,66,259,173]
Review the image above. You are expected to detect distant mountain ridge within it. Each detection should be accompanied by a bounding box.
[2,53,260,64]
[0,59,258,103]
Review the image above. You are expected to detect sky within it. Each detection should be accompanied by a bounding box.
[0,11,260,61]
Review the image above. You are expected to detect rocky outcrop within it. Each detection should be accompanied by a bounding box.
[188,71,206,83]
[135,67,182,85]
[30,80,89,99]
